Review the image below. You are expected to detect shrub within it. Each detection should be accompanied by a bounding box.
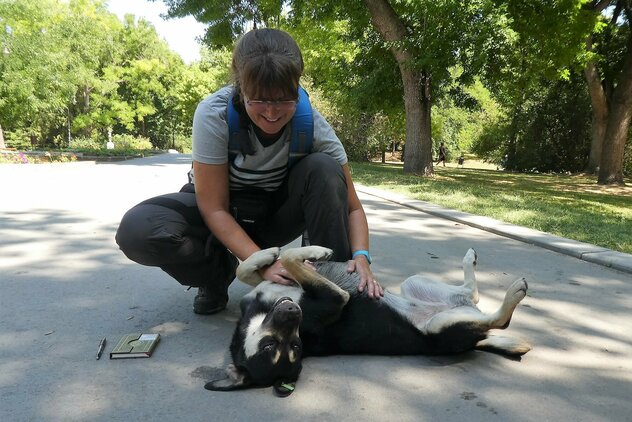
[111,134,153,151]
[5,129,32,150]
[170,134,192,153]
[69,136,102,150]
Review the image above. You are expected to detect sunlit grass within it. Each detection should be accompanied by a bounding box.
[350,162,632,254]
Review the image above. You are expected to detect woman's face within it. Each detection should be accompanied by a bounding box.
[243,89,297,137]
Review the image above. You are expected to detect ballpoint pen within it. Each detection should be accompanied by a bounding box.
[96,337,106,360]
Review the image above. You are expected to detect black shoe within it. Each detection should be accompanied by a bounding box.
[193,286,227,315]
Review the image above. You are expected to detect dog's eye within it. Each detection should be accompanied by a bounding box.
[291,343,301,351]
[263,343,275,352]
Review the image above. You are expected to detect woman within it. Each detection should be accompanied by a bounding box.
[116,28,381,314]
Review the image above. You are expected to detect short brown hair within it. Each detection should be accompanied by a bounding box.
[232,29,304,103]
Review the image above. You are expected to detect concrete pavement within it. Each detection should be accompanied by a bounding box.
[1,153,631,421]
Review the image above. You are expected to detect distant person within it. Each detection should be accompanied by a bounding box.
[457,155,465,168]
[115,28,382,315]
[436,142,447,166]
[498,154,508,170]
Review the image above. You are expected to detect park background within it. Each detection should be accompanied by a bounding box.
[1,0,630,253]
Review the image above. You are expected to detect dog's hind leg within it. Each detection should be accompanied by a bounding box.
[420,277,530,356]
[423,278,527,334]
[462,248,479,304]
[400,249,479,304]
[236,247,281,287]
[475,334,531,356]
[485,277,528,329]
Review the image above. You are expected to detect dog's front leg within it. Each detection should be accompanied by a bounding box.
[236,247,280,287]
[280,247,350,321]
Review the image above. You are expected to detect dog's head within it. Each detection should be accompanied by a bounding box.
[205,296,304,396]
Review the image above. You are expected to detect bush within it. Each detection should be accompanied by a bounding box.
[474,76,591,172]
[111,134,153,151]
[170,134,192,153]
[5,129,32,150]
[69,136,102,150]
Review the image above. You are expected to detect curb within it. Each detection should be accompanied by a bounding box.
[357,185,632,275]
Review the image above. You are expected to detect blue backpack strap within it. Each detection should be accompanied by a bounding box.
[227,90,243,161]
[288,86,313,168]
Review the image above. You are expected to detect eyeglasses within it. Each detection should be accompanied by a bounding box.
[245,98,298,112]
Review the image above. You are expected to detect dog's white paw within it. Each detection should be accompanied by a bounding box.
[282,246,332,263]
[304,246,333,261]
[463,248,477,266]
[249,247,281,268]
[507,277,528,303]
[236,247,280,286]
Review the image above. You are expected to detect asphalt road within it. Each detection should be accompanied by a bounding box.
[1,153,630,421]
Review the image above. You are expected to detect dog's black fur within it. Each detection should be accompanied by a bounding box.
[205,246,530,395]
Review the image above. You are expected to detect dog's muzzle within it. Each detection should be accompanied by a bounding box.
[270,297,302,325]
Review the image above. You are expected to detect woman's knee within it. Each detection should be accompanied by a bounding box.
[116,204,155,263]
[292,153,346,193]
[116,203,188,266]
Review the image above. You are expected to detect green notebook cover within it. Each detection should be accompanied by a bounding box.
[109,333,160,359]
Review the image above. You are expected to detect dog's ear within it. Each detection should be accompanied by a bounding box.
[204,364,251,391]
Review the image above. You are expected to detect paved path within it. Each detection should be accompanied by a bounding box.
[1,153,631,421]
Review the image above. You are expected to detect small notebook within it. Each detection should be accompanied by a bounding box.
[109,333,160,359]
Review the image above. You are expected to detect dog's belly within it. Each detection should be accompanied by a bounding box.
[302,297,441,356]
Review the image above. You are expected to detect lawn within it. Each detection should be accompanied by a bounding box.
[349,161,632,255]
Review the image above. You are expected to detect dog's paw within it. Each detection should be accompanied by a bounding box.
[507,277,528,303]
[249,247,280,268]
[463,248,477,266]
[304,246,333,261]
[236,248,280,286]
[282,246,333,263]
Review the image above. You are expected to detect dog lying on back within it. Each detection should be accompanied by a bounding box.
[205,246,530,396]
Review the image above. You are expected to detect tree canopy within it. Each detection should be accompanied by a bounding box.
[1,0,629,184]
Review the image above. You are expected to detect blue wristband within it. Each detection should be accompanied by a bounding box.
[352,250,372,264]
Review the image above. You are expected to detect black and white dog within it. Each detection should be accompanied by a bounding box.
[205,246,530,396]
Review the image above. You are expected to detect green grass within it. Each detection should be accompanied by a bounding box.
[349,161,632,255]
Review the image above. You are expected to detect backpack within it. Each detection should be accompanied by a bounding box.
[186,87,313,185]
[227,86,313,168]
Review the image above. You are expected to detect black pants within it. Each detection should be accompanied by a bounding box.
[115,153,350,297]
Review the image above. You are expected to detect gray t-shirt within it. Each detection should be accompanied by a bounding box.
[191,86,347,191]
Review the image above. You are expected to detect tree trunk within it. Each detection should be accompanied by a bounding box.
[598,34,632,185]
[0,123,5,149]
[583,60,608,174]
[598,98,631,185]
[363,0,434,175]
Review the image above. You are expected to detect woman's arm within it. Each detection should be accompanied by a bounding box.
[193,160,294,285]
[342,164,383,299]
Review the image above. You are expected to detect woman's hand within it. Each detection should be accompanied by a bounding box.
[347,257,383,299]
[258,259,297,286]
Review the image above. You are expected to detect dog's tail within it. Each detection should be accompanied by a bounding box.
[475,334,531,356]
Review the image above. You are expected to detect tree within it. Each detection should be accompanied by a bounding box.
[159,0,511,176]
[361,0,432,174]
[0,0,78,145]
[499,0,630,185]
[158,0,284,46]
[583,0,632,185]
[0,0,205,149]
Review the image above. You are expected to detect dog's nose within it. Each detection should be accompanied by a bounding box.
[273,300,302,323]
[277,300,300,314]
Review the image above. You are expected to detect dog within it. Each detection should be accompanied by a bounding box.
[205,246,530,396]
